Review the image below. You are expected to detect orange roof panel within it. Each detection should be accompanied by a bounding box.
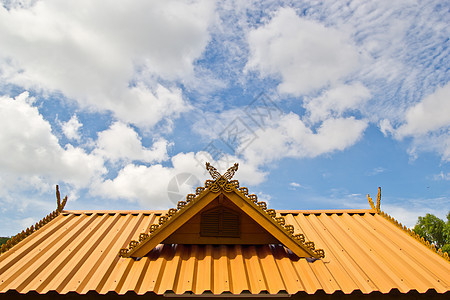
[1,210,449,296]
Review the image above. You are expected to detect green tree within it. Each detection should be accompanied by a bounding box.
[0,237,10,246]
[414,212,449,253]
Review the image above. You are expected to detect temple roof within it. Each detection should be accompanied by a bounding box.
[0,164,449,297]
[0,209,449,296]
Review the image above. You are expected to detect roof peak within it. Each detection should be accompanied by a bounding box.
[119,163,325,259]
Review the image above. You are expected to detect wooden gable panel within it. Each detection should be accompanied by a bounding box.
[163,196,279,244]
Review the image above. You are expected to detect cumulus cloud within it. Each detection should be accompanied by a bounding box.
[94,121,170,164]
[241,113,368,166]
[396,83,450,138]
[93,152,211,208]
[93,151,268,208]
[61,114,82,141]
[0,0,215,127]
[0,92,105,189]
[388,84,450,161]
[304,83,371,124]
[246,7,360,95]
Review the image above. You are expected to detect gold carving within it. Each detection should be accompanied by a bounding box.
[315,249,325,258]
[294,233,305,243]
[305,241,315,250]
[284,225,294,234]
[158,215,168,225]
[196,187,205,195]
[239,187,249,196]
[275,217,285,226]
[129,240,139,249]
[186,194,196,202]
[119,248,128,257]
[376,187,381,212]
[367,187,381,213]
[139,233,149,242]
[257,201,267,210]
[206,162,221,180]
[229,180,239,189]
[266,209,276,218]
[149,224,159,233]
[248,194,258,203]
[223,163,239,180]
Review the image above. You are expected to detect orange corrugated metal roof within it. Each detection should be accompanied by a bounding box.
[1,210,449,296]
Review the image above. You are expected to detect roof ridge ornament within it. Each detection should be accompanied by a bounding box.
[223,162,239,180]
[206,162,239,180]
[120,162,325,260]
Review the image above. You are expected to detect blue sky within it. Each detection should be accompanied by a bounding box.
[0,0,449,236]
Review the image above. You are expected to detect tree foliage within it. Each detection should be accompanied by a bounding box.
[0,237,10,246]
[414,212,450,253]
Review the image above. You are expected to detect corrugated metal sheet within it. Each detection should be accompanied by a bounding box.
[0,210,449,295]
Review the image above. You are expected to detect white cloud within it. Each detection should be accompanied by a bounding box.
[93,152,210,208]
[94,121,170,164]
[383,199,449,228]
[304,83,371,124]
[92,151,268,208]
[379,119,394,136]
[396,83,450,137]
[290,182,301,188]
[246,7,360,96]
[0,0,215,127]
[433,172,450,181]
[366,167,386,176]
[391,84,450,161]
[242,113,368,166]
[61,114,82,141]
[289,182,305,190]
[0,92,105,189]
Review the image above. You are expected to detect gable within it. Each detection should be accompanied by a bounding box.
[119,163,325,259]
[163,194,278,244]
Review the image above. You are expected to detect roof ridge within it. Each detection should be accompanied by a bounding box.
[0,185,67,255]
[367,187,449,263]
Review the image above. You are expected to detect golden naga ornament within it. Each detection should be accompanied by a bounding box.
[206,162,239,192]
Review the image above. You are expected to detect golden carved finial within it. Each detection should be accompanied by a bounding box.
[205,162,239,180]
[56,185,68,212]
[367,187,381,213]
[367,194,375,210]
[56,185,61,208]
[205,162,221,180]
[223,163,239,180]
[376,187,381,212]
[204,162,240,193]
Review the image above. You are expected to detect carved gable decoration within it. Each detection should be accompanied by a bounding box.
[119,163,325,259]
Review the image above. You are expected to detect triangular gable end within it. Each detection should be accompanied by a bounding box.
[163,194,280,245]
[120,163,325,259]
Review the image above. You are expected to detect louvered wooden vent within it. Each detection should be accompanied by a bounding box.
[200,207,240,237]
